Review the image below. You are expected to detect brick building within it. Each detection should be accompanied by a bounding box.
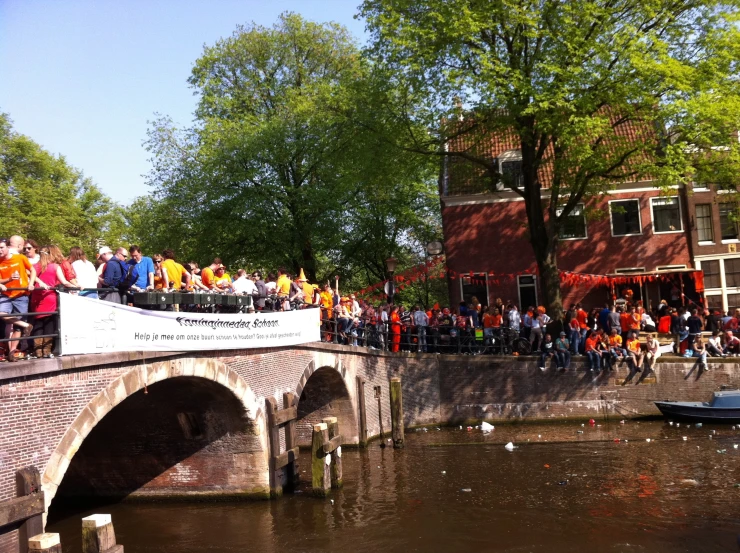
[685,182,740,313]
[439,124,707,311]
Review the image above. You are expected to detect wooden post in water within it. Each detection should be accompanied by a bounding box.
[322,417,343,488]
[81,514,123,553]
[311,423,331,496]
[283,392,299,489]
[356,376,368,447]
[28,533,62,553]
[389,377,404,449]
[16,467,44,553]
[265,397,283,497]
[374,385,386,448]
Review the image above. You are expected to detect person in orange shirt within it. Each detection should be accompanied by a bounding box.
[584,330,602,372]
[619,307,632,343]
[201,258,222,290]
[626,331,644,372]
[628,306,641,336]
[0,238,37,361]
[606,328,626,370]
[389,305,401,353]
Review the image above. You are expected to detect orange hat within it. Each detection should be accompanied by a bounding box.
[298,268,307,281]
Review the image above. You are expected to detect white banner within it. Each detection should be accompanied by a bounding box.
[58,293,321,355]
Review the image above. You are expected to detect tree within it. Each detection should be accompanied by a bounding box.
[0,112,125,253]
[360,0,740,317]
[144,13,440,289]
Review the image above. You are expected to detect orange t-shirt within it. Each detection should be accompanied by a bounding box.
[620,312,632,330]
[608,335,623,348]
[629,313,640,330]
[201,267,215,289]
[585,337,599,352]
[0,254,32,298]
[576,309,588,330]
[626,338,641,353]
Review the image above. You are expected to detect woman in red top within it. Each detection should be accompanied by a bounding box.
[30,247,77,358]
[389,305,401,353]
[657,313,672,334]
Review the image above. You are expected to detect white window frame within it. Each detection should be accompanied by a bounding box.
[718,203,740,243]
[650,196,683,234]
[517,274,538,310]
[497,149,523,190]
[556,203,588,241]
[614,267,646,274]
[608,198,643,237]
[695,203,714,245]
[656,264,687,271]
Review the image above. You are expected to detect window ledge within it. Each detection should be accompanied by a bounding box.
[653,229,684,234]
[698,241,716,246]
[560,236,588,241]
[612,233,643,237]
[721,239,740,244]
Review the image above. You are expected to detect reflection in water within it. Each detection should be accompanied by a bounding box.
[48,421,740,552]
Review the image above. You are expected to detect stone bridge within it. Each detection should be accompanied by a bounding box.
[2,343,740,552]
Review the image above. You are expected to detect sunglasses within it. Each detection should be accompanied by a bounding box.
[24,246,33,251]
[154,260,162,263]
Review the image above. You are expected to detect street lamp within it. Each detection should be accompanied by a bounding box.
[426,241,444,256]
[385,257,397,304]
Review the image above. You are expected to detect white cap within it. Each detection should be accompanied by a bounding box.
[98,246,112,256]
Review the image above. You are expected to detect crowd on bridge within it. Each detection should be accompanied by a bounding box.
[0,235,735,372]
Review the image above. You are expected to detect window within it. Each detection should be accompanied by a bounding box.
[461,273,488,306]
[725,258,740,288]
[695,204,713,242]
[651,197,682,233]
[702,260,721,289]
[719,204,739,240]
[500,160,523,188]
[610,199,641,236]
[557,204,587,239]
[614,267,646,274]
[728,293,740,313]
[656,265,687,271]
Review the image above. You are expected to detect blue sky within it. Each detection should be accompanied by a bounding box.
[0,0,367,204]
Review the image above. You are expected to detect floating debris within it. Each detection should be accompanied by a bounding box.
[683,436,688,441]
[505,442,515,451]
[696,423,703,428]
[558,480,568,485]
[669,421,674,426]
[461,488,472,493]
[441,471,446,475]
[717,449,727,454]
[481,421,495,432]
[680,479,699,486]
[646,438,652,443]
[577,430,584,434]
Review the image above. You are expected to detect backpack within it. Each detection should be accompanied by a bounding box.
[116,259,139,290]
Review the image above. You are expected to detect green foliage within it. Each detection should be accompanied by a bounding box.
[0,113,125,254]
[360,0,740,312]
[143,13,440,291]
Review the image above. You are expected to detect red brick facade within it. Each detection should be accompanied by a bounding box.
[441,184,696,309]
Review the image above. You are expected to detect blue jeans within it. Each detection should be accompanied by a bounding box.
[569,329,580,354]
[416,326,427,352]
[557,350,571,369]
[692,350,707,364]
[586,350,601,371]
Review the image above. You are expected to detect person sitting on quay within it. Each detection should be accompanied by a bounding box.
[644,333,661,372]
[723,330,740,356]
[607,327,627,369]
[706,330,725,357]
[626,331,644,372]
[554,331,570,371]
[689,337,709,371]
[538,333,557,372]
[584,330,602,373]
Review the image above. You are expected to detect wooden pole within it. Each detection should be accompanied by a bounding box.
[322,417,343,488]
[311,423,331,497]
[16,467,43,553]
[81,514,123,553]
[265,397,282,497]
[283,392,299,489]
[389,377,404,449]
[28,533,62,553]
[375,386,386,448]
[356,377,368,447]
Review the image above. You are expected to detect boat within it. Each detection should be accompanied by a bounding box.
[655,390,740,423]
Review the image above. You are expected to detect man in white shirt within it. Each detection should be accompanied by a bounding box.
[232,269,257,295]
[508,305,521,333]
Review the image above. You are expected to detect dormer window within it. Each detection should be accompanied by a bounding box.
[498,149,523,189]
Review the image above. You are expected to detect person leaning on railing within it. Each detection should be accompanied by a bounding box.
[29,246,78,358]
[0,237,37,362]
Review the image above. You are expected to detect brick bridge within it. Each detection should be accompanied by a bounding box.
[2,344,739,552]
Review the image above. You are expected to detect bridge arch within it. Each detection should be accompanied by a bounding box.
[294,359,358,447]
[43,357,268,515]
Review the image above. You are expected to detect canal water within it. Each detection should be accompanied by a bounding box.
[48,420,740,552]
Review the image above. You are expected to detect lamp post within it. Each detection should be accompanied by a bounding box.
[385,257,397,304]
